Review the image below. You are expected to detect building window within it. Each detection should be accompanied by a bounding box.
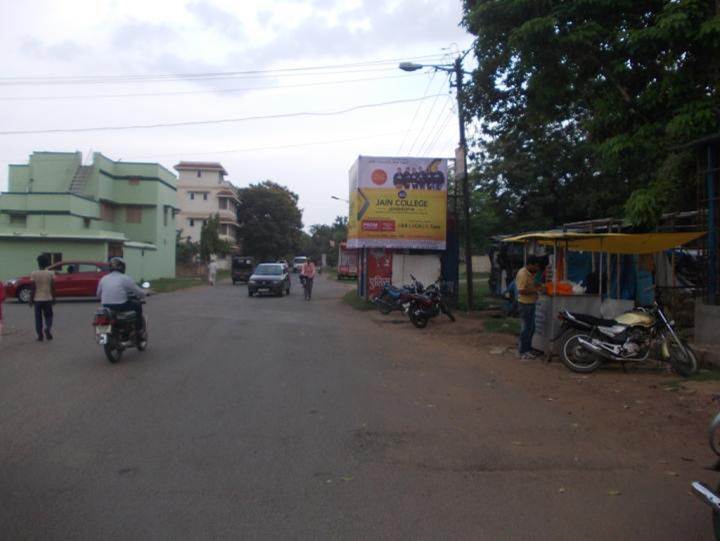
[126,206,142,224]
[220,224,229,235]
[83,218,91,228]
[129,178,140,185]
[219,198,228,210]
[163,208,168,226]
[9,214,26,226]
[108,243,123,258]
[189,218,195,227]
[41,252,63,265]
[100,203,115,222]
[203,192,208,201]
[189,192,195,200]
[197,170,201,178]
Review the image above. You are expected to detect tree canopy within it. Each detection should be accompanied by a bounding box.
[462,0,720,231]
[236,181,304,261]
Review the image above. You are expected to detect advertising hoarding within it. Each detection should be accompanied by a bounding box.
[347,156,447,250]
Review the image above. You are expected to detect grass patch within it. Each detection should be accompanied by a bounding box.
[457,272,494,311]
[321,267,338,280]
[484,317,521,335]
[150,277,205,293]
[342,289,376,311]
[686,368,720,383]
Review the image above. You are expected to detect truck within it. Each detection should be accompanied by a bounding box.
[337,242,358,280]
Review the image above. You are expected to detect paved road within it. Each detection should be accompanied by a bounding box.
[0,276,711,539]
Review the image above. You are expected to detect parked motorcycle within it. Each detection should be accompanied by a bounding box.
[556,287,697,375]
[691,411,720,540]
[407,282,456,328]
[372,275,424,315]
[92,283,150,363]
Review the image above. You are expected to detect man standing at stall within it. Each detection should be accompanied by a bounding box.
[515,256,542,359]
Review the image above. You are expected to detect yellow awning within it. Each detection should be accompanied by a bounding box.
[502,231,706,254]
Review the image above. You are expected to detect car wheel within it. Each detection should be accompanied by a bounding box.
[17,286,32,304]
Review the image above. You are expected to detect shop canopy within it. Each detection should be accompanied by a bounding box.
[502,231,705,254]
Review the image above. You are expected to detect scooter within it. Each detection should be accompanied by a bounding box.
[691,411,720,540]
[407,282,455,328]
[556,287,697,376]
[92,283,150,363]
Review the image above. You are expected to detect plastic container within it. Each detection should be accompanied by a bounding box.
[545,281,573,296]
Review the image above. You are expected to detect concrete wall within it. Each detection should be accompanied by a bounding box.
[391,253,442,288]
[0,239,107,281]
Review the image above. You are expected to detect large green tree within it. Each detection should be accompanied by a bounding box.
[237,181,304,260]
[304,216,348,265]
[463,0,720,230]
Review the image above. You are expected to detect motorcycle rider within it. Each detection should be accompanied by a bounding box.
[96,257,146,331]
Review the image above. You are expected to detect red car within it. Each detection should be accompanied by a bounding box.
[4,261,110,303]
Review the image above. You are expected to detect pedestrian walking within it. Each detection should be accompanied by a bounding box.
[515,255,542,359]
[208,259,218,286]
[30,253,56,342]
[300,258,316,300]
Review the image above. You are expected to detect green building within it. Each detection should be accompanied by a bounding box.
[0,151,178,281]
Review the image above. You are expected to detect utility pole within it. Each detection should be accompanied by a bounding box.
[454,56,473,311]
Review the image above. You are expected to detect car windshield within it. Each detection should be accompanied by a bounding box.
[293,258,306,264]
[255,264,283,276]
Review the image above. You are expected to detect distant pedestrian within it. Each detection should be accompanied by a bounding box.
[30,253,56,341]
[301,259,316,300]
[208,259,218,286]
[515,255,542,359]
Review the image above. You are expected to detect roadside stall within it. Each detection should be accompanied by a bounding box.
[502,231,705,356]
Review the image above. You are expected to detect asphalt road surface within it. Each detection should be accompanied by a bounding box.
[0,276,712,540]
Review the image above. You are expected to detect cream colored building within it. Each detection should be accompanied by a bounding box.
[174,161,240,249]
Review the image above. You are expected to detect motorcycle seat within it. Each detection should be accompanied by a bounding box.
[114,311,137,321]
[567,312,616,327]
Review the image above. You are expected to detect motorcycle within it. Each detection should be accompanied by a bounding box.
[92,283,150,363]
[691,411,720,540]
[556,287,697,375]
[372,275,424,315]
[407,281,456,328]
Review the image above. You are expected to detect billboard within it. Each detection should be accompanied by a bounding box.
[347,156,447,250]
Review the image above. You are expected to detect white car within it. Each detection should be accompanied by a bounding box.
[292,256,307,273]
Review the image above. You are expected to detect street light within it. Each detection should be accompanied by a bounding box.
[330,195,349,203]
[399,52,474,311]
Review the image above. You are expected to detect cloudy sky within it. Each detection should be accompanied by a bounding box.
[0,0,474,228]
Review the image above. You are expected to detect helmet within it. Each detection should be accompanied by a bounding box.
[109,257,126,273]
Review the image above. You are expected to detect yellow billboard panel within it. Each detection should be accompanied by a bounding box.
[347,156,447,250]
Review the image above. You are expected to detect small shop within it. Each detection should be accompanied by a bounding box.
[502,231,706,354]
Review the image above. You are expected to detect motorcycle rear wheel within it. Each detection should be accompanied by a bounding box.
[669,340,698,377]
[714,480,720,541]
[559,330,602,373]
[104,342,123,363]
[409,305,429,329]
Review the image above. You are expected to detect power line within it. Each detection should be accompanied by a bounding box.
[0,72,422,102]
[0,94,446,135]
[396,70,436,155]
[123,129,422,160]
[422,109,455,156]
[0,53,447,86]
[407,73,451,155]
[417,96,454,155]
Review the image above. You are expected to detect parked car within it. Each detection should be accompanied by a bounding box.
[292,256,307,273]
[248,263,291,297]
[4,260,110,303]
[231,256,254,284]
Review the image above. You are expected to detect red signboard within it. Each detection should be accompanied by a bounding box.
[366,248,393,298]
[361,220,396,232]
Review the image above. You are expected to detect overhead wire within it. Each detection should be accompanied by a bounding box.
[0,94,446,135]
[416,95,454,156]
[396,69,436,155]
[406,72,451,155]
[0,53,448,85]
[422,108,456,156]
[0,72,423,102]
